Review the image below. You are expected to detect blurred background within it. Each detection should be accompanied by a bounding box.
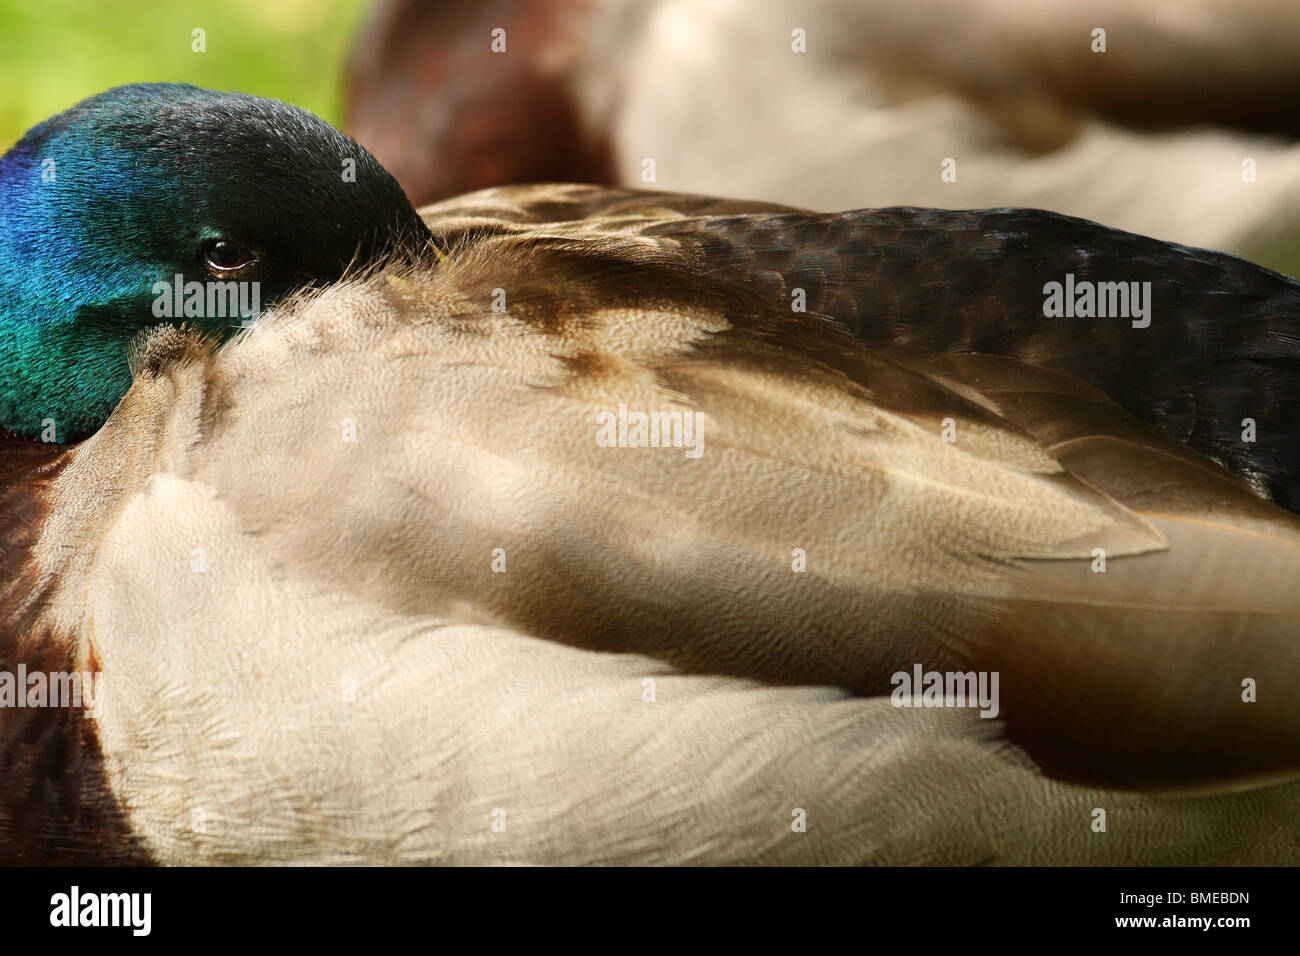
[5,0,1300,276]
[0,0,368,146]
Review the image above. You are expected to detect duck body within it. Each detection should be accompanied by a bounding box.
[2,89,1300,864]
[6,222,1300,864]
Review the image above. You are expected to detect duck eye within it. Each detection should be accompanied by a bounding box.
[203,238,257,273]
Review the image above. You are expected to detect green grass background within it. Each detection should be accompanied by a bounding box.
[0,0,371,149]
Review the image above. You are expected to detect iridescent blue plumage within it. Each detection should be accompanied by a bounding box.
[0,83,430,440]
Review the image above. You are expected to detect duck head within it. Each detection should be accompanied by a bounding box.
[0,83,431,442]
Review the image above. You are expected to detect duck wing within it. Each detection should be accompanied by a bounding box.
[424,187,1300,512]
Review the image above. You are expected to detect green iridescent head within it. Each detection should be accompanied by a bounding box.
[0,83,431,441]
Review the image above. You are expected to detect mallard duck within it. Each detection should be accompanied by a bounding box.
[2,85,1298,864]
[346,0,1300,276]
